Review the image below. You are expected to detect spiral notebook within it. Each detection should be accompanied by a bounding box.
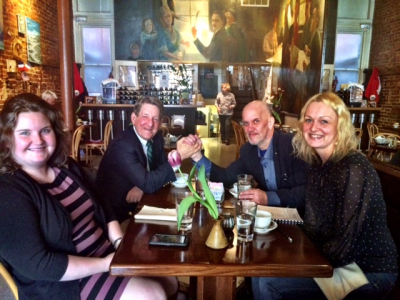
[258,205,304,225]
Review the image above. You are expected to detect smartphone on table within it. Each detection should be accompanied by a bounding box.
[149,234,189,247]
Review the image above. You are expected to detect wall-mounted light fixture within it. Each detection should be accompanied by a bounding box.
[360,24,371,29]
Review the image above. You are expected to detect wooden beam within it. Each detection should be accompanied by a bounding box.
[57,0,75,131]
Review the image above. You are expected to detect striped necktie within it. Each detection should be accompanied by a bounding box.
[147,140,154,171]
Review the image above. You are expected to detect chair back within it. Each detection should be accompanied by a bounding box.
[231,121,246,158]
[103,120,114,151]
[367,123,379,143]
[0,262,18,300]
[354,128,363,150]
[161,116,171,128]
[71,125,85,161]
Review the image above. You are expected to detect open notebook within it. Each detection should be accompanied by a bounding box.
[258,205,303,225]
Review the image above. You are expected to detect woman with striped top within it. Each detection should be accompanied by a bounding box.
[0,93,178,300]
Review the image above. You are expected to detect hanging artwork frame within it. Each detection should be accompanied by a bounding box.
[17,14,26,35]
[26,17,42,64]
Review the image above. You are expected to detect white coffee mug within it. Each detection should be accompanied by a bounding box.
[255,211,272,229]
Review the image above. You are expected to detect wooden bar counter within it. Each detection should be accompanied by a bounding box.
[110,185,332,300]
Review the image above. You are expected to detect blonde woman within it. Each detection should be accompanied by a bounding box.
[42,90,57,105]
[252,92,397,299]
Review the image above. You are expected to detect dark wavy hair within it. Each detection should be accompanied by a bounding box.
[0,93,70,174]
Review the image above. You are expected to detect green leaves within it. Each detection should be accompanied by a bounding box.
[176,164,219,230]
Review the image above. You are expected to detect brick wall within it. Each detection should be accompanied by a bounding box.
[370,0,400,127]
[0,0,60,107]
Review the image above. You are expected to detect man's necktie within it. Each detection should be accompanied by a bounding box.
[147,140,154,171]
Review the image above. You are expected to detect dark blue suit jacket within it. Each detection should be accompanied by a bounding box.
[95,126,176,222]
[209,130,309,208]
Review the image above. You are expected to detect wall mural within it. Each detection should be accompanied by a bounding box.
[114,0,326,114]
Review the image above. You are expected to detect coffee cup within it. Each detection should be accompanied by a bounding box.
[255,211,272,229]
[175,173,188,184]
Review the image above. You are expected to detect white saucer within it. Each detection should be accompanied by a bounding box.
[254,220,278,235]
[172,182,187,188]
[229,188,238,198]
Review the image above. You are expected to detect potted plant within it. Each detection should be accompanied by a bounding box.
[168,64,192,101]
[168,150,228,249]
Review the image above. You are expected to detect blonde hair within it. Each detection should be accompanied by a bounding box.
[42,90,57,100]
[221,82,231,91]
[292,92,358,164]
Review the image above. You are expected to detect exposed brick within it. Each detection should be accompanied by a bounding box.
[370,0,400,127]
[0,0,60,104]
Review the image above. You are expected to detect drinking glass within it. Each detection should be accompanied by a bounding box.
[237,174,253,199]
[235,200,258,242]
[175,191,194,233]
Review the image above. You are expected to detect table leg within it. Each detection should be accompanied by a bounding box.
[196,276,236,300]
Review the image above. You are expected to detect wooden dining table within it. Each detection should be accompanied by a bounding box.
[110,185,333,300]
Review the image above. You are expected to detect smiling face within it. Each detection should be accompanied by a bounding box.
[302,101,338,163]
[211,13,224,32]
[242,102,275,150]
[12,112,56,172]
[131,103,160,140]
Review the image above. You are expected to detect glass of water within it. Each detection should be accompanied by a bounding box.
[235,200,258,242]
[237,174,253,199]
[175,191,194,233]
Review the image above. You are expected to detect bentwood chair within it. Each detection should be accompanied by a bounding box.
[370,132,400,161]
[367,123,379,155]
[354,128,363,151]
[71,125,85,161]
[0,262,18,300]
[83,120,113,165]
[231,120,247,158]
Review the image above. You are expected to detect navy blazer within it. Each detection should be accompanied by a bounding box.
[209,130,309,208]
[95,126,176,222]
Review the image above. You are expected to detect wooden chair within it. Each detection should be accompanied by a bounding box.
[231,120,247,158]
[83,120,113,165]
[71,125,85,161]
[161,116,170,128]
[367,123,379,154]
[159,126,169,137]
[370,132,400,161]
[0,262,18,300]
[354,128,363,151]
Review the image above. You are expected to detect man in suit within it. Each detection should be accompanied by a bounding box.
[182,100,308,208]
[95,96,200,222]
[192,10,228,61]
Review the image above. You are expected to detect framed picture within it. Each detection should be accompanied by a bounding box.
[17,14,26,34]
[26,17,42,64]
[85,96,96,104]
[114,60,138,88]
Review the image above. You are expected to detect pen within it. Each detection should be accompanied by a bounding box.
[277,227,293,243]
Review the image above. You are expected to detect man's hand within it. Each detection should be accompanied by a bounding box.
[238,188,268,205]
[126,186,144,203]
[177,134,202,160]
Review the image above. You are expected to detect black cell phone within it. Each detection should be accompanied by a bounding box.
[149,234,189,247]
